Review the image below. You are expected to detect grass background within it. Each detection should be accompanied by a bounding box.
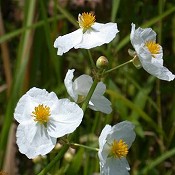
[0,0,175,174]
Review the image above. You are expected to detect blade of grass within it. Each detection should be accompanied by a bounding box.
[0,8,12,96]
[125,74,158,112]
[57,4,78,27]
[39,0,62,84]
[37,145,69,175]
[66,148,84,175]
[156,0,165,153]
[0,15,64,44]
[106,89,163,134]
[111,0,120,22]
[141,147,175,174]
[0,0,37,167]
[116,6,175,52]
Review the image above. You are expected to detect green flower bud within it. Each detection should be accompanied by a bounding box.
[128,49,136,57]
[132,56,142,69]
[96,56,109,69]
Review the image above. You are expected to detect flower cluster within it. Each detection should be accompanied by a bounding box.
[54,13,174,81]
[14,12,175,175]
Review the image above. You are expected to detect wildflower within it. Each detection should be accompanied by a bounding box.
[130,23,175,81]
[98,121,136,175]
[14,87,83,159]
[54,12,119,55]
[64,69,112,114]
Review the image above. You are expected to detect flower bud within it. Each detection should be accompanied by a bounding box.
[128,49,136,57]
[64,148,75,162]
[132,56,142,69]
[96,56,109,69]
[32,155,46,163]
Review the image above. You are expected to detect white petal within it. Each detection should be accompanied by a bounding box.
[131,23,156,43]
[130,23,156,52]
[101,158,130,175]
[90,95,112,114]
[138,44,163,65]
[98,125,112,164]
[99,125,111,149]
[64,69,78,101]
[54,29,83,55]
[16,123,56,159]
[47,99,83,138]
[14,94,35,123]
[140,59,175,81]
[14,87,59,123]
[93,82,106,95]
[73,74,93,95]
[74,22,119,49]
[89,82,112,114]
[108,121,136,148]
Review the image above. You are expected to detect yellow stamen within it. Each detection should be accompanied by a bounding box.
[78,12,96,30]
[32,104,51,124]
[110,139,128,158]
[145,41,161,57]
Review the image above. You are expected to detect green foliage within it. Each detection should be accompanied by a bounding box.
[0,0,175,174]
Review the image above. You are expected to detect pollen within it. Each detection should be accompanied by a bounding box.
[145,41,161,57]
[78,12,96,30]
[32,104,51,124]
[110,139,128,159]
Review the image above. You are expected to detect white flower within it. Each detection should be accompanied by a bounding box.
[130,23,175,81]
[64,69,112,114]
[98,121,136,175]
[14,87,83,159]
[54,12,119,55]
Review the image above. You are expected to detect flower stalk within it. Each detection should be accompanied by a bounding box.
[104,59,133,75]
[37,145,69,175]
[87,49,96,70]
[70,143,99,152]
[82,78,98,112]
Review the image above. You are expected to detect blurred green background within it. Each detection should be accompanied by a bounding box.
[0,0,175,174]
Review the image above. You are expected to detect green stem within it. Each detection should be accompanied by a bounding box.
[37,145,69,175]
[141,147,175,174]
[104,59,133,74]
[0,0,37,167]
[87,49,96,70]
[156,0,164,153]
[0,15,64,44]
[70,143,99,152]
[82,78,98,112]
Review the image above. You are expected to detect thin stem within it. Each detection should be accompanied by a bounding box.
[0,0,37,167]
[0,15,64,44]
[37,145,69,175]
[156,0,164,153]
[82,78,98,112]
[87,50,96,70]
[70,143,99,152]
[141,146,175,174]
[104,59,133,75]
[0,8,12,96]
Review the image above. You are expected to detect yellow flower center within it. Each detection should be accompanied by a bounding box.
[145,41,161,57]
[110,139,128,158]
[78,12,96,30]
[32,104,51,124]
